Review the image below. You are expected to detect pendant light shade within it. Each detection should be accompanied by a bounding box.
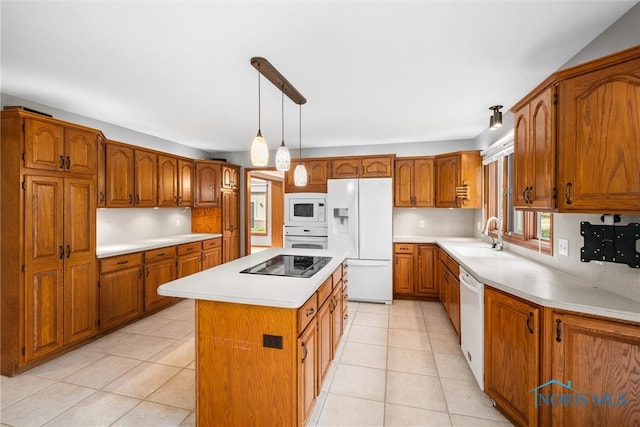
[294,104,308,186]
[250,71,269,166]
[489,105,503,130]
[275,92,291,171]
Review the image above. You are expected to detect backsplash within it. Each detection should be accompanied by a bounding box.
[393,208,479,237]
[97,208,192,246]
[503,213,640,303]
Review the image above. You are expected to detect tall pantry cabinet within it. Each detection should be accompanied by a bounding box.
[1,109,100,376]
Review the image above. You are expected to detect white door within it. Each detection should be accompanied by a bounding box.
[358,178,392,260]
[328,179,359,258]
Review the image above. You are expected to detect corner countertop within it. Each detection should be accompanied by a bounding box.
[96,233,222,258]
[393,235,640,323]
[158,248,348,309]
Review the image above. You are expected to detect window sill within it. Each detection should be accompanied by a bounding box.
[489,231,553,256]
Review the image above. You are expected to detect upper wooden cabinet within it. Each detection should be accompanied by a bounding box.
[178,159,194,206]
[556,53,640,213]
[194,161,221,207]
[222,164,240,190]
[394,157,434,207]
[435,151,481,208]
[513,85,556,210]
[157,155,178,207]
[330,156,394,179]
[105,142,135,207]
[285,159,327,193]
[97,134,106,207]
[134,149,158,207]
[24,118,98,175]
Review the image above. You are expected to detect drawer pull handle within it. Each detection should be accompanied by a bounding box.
[59,245,65,259]
[66,245,71,258]
[117,260,128,265]
[301,342,308,363]
[66,156,71,170]
[305,308,315,317]
[59,155,65,169]
[555,319,562,342]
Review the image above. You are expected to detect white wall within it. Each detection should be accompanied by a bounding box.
[97,208,192,246]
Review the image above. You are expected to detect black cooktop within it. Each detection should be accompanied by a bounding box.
[240,255,332,278]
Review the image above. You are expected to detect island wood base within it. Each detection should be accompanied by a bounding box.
[195,261,347,426]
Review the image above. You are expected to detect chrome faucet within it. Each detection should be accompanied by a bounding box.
[482,216,503,251]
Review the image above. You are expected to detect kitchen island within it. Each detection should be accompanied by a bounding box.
[158,248,348,427]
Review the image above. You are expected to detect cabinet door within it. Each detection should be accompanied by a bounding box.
[435,154,460,207]
[550,311,640,426]
[158,155,178,207]
[24,119,65,172]
[202,247,222,270]
[65,127,98,175]
[97,135,106,207]
[361,156,393,178]
[144,258,177,312]
[106,143,135,207]
[63,178,97,344]
[24,176,65,361]
[414,158,435,207]
[134,149,158,207]
[177,252,202,278]
[222,190,240,232]
[317,300,332,389]
[178,159,194,206]
[416,245,436,296]
[485,287,539,427]
[222,230,240,263]
[99,266,144,330]
[222,165,240,190]
[394,159,414,207]
[513,106,530,208]
[558,57,640,212]
[307,160,328,192]
[331,284,343,353]
[297,322,317,427]
[393,253,415,295]
[331,158,360,178]
[194,161,221,207]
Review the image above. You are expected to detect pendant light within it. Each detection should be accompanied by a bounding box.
[489,105,503,130]
[250,71,269,166]
[275,91,291,171]
[294,103,308,186]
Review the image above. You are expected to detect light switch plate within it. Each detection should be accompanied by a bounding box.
[419,220,425,228]
[558,239,569,256]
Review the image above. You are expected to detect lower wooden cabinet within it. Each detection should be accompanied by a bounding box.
[546,310,640,426]
[437,249,460,338]
[99,253,144,331]
[202,238,222,269]
[143,247,177,312]
[195,264,344,427]
[177,242,203,278]
[484,286,540,427]
[393,243,437,298]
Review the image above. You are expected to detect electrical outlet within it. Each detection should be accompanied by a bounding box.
[558,239,569,256]
[419,220,425,229]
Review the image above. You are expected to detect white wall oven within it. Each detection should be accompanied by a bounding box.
[284,226,328,250]
[284,193,327,227]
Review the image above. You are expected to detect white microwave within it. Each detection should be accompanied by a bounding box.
[284,193,327,227]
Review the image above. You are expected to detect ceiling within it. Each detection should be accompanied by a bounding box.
[1,1,636,153]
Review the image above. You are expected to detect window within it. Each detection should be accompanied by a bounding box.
[484,151,553,255]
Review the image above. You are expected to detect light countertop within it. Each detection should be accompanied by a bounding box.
[393,235,640,323]
[158,248,348,309]
[96,233,222,258]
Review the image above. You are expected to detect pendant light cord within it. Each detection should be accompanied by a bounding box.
[298,104,302,164]
[257,71,262,132]
[281,91,284,143]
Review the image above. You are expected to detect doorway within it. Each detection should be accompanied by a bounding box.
[244,168,285,255]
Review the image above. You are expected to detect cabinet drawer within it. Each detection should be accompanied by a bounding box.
[331,265,342,288]
[100,253,143,273]
[446,256,459,277]
[178,241,202,255]
[297,294,318,335]
[202,238,221,250]
[144,246,177,263]
[394,243,415,254]
[317,277,333,307]
[438,249,449,265]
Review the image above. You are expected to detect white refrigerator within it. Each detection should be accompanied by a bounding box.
[327,178,393,304]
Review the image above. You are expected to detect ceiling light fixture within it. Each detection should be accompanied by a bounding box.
[250,71,269,166]
[294,103,308,186]
[489,105,503,130]
[250,57,306,171]
[275,91,291,171]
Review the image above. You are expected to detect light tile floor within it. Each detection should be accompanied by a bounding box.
[1,299,513,426]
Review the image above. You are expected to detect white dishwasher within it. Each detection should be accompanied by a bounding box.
[459,268,484,390]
